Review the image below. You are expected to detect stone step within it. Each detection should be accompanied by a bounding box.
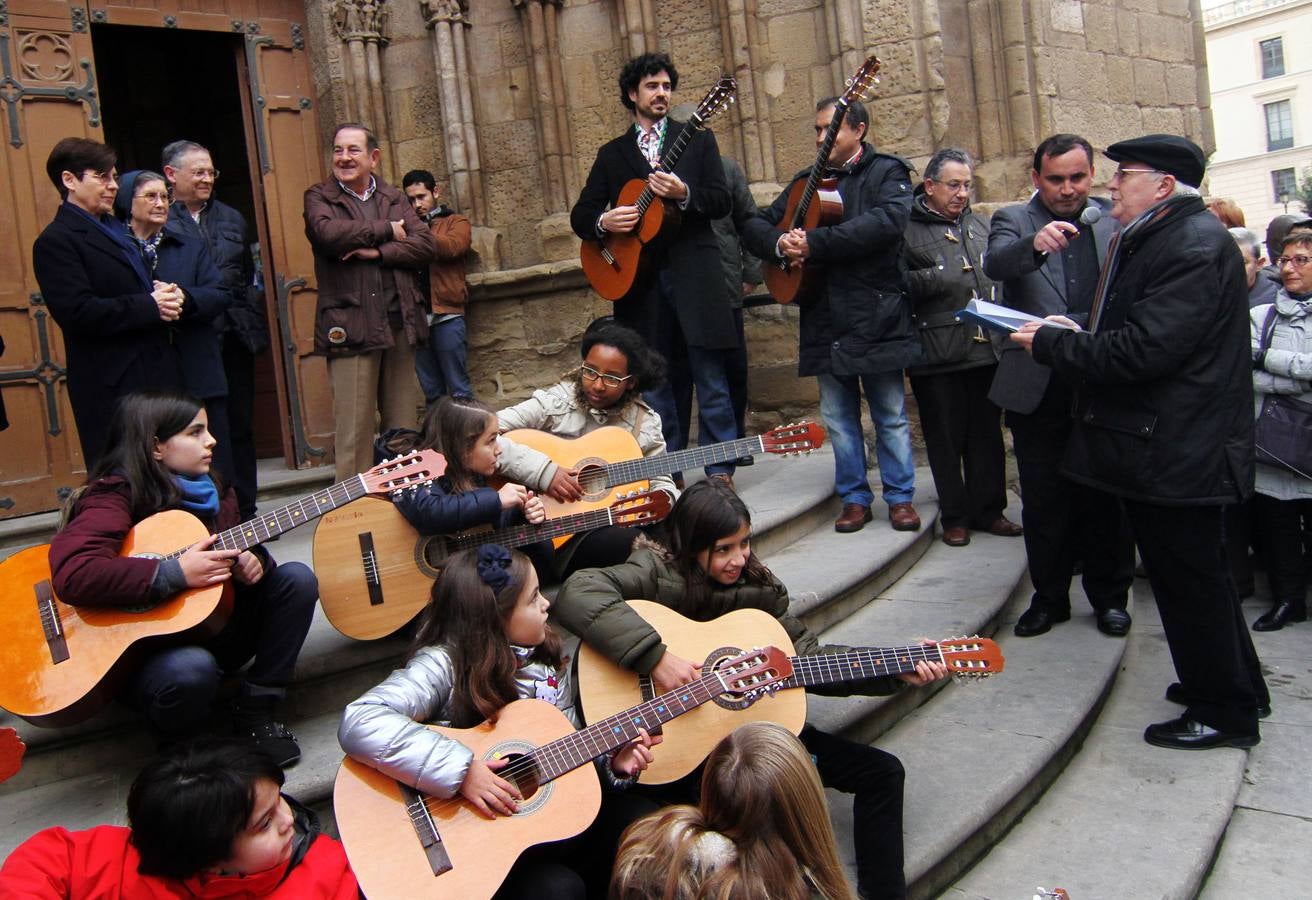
[945,589,1294,900]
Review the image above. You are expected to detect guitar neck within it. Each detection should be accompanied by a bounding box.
[783,644,938,689]
[601,435,763,487]
[169,476,372,558]
[790,101,849,228]
[445,506,619,554]
[635,120,698,215]
[529,667,733,783]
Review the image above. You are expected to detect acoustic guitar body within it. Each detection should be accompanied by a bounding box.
[334,700,602,900]
[498,427,649,546]
[762,176,844,305]
[314,497,439,641]
[0,510,229,727]
[575,600,805,784]
[579,177,681,301]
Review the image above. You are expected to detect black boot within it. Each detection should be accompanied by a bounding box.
[1252,599,1308,632]
[233,691,301,768]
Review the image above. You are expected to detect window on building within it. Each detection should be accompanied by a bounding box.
[1260,37,1285,79]
[1272,168,1296,205]
[1265,100,1293,151]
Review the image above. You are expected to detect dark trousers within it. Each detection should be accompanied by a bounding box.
[1253,493,1312,606]
[1007,392,1135,614]
[126,561,318,734]
[675,305,751,442]
[909,365,1007,528]
[222,336,260,520]
[556,526,640,581]
[1125,501,1268,734]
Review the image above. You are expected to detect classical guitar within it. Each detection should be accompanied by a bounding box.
[580,75,737,301]
[498,421,825,543]
[333,645,791,900]
[576,600,1003,783]
[315,489,672,641]
[764,55,881,304]
[0,451,443,727]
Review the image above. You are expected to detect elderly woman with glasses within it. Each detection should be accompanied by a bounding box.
[494,319,676,578]
[112,170,234,487]
[1248,232,1312,631]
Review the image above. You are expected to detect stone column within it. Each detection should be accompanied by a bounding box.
[512,0,575,213]
[616,0,658,58]
[824,0,863,90]
[719,0,776,182]
[330,0,392,139]
[421,0,487,222]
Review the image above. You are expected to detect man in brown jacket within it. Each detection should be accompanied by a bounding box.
[402,169,473,404]
[304,124,434,480]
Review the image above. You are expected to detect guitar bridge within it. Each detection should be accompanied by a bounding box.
[358,532,385,607]
[35,580,70,664]
[401,785,453,877]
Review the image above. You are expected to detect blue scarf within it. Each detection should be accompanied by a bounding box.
[174,473,220,518]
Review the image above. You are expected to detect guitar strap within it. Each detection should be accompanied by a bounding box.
[630,404,647,441]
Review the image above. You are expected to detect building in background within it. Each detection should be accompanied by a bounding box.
[1205,0,1312,227]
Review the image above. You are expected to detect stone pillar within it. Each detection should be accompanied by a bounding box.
[330,0,393,172]
[421,0,487,222]
[719,0,776,182]
[824,0,864,89]
[617,0,659,58]
[513,0,575,213]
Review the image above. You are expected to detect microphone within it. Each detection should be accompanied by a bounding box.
[1040,205,1101,256]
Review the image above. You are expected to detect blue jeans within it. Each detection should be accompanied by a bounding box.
[415,315,472,404]
[817,371,915,508]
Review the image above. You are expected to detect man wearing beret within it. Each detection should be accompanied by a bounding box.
[1012,134,1270,750]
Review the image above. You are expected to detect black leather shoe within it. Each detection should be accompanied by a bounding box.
[1165,682,1271,719]
[1014,606,1070,638]
[1096,608,1132,637]
[1252,600,1307,632]
[1144,716,1259,750]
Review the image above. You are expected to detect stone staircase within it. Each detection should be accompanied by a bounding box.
[1,451,1302,898]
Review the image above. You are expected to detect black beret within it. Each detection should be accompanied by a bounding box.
[1105,134,1206,188]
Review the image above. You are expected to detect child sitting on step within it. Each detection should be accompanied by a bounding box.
[0,736,358,898]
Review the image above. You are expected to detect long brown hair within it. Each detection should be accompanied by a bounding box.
[418,396,498,493]
[409,546,562,726]
[666,481,773,605]
[611,722,854,900]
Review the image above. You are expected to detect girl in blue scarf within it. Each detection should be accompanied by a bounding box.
[49,390,317,767]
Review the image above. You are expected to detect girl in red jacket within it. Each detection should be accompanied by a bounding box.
[0,736,358,898]
[48,391,317,766]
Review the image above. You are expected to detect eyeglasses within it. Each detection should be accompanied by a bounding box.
[934,180,972,192]
[82,169,117,184]
[1112,167,1161,180]
[134,191,170,204]
[188,168,219,180]
[1275,255,1312,269]
[580,365,632,388]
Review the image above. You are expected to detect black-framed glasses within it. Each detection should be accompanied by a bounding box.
[580,365,632,388]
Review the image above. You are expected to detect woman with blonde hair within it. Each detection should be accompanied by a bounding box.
[611,722,856,900]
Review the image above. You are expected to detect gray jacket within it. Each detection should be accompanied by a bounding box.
[1252,291,1312,500]
[338,641,628,798]
[983,195,1117,414]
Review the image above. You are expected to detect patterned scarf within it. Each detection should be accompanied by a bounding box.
[127,227,164,278]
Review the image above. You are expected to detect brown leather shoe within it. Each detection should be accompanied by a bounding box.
[942,525,970,546]
[984,516,1023,537]
[888,502,921,532]
[834,503,873,533]
[708,473,735,492]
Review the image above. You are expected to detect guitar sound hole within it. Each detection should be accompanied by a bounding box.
[576,461,609,501]
[500,753,542,804]
[705,647,757,711]
[418,537,446,579]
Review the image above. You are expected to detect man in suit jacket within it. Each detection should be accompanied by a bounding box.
[984,133,1135,639]
[34,138,187,467]
[571,52,737,485]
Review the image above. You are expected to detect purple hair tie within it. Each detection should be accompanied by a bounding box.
[476,544,513,595]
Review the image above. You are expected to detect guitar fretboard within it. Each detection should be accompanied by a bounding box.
[790,99,850,230]
[163,476,371,560]
[633,117,703,216]
[443,505,619,554]
[593,435,766,489]
[783,644,941,689]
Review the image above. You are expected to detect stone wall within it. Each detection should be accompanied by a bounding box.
[299,0,1214,422]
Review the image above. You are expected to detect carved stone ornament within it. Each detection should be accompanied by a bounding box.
[331,0,389,43]
[420,0,467,26]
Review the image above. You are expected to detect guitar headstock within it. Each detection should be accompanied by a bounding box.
[761,421,827,455]
[362,449,447,497]
[840,55,881,105]
[714,646,793,701]
[935,636,1004,680]
[609,489,673,526]
[689,75,737,129]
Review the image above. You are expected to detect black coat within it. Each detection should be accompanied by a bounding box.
[1032,196,1254,506]
[154,219,230,399]
[570,120,735,349]
[33,204,185,465]
[170,198,270,355]
[741,143,919,376]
